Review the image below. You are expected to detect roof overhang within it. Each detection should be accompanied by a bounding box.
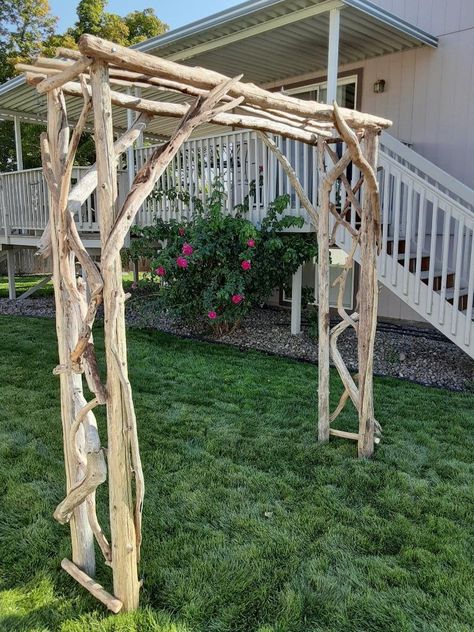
[134,0,437,84]
[0,0,437,138]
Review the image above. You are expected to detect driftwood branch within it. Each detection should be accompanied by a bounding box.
[37,113,151,260]
[77,34,391,130]
[333,103,381,249]
[54,449,107,524]
[102,76,246,268]
[35,56,92,94]
[61,558,122,613]
[258,132,319,228]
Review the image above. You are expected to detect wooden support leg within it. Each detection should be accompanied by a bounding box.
[291,265,302,335]
[6,250,16,299]
[47,90,96,576]
[318,141,330,442]
[357,130,379,459]
[90,60,140,612]
[133,260,139,284]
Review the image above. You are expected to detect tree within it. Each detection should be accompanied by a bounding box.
[124,9,168,45]
[0,0,168,171]
[75,0,106,36]
[0,0,57,83]
[69,0,168,45]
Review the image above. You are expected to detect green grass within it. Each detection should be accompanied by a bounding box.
[0,316,473,632]
[0,273,138,299]
[0,275,54,298]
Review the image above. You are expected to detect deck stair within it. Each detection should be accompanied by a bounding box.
[334,132,474,358]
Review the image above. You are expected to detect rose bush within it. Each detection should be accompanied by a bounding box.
[125,178,317,333]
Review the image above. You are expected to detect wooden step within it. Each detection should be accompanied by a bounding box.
[397,253,431,272]
[387,239,407,255]
[444,287,471,311]
[419,269,456,291]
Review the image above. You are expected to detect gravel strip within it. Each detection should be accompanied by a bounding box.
[1,296,473,392]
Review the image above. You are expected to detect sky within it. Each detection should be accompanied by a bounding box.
[49,0,241,33]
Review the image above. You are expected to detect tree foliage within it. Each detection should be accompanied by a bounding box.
[63,0,168,47]
[0,0,57,83]
[0,0,168,171]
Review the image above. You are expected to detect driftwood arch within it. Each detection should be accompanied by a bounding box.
[17,35,391,613]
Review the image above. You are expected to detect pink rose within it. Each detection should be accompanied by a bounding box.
[131,282,138,290]
[178,227,185,236]
[208,311,217,320]
[247,239,255,248]
[176,256,188,269]
[231,294,244,304]
[155,266,166,277]
[182,243,194,256]
[241,260,251,271]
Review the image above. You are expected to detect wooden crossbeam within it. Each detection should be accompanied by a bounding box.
[61,559,123,613]
[18,274,52,300]
[77,35,392,130]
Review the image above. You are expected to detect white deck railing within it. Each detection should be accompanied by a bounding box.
[140,130,473,356]
[0,167,129,236]
[1,130,473,356]
[134,130,320,230]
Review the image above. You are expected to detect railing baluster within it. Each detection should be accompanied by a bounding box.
[254,134,260,223]
[413,188,426,305]
[206,137,212,195]
[380,163,390,277]
[464,227,474,346]
[294,140,300,218]
[303,142,308,226]
[390,168,402,286]
[425,196,439,315]
[403,179,414,295]
[450,217,465,334]
[437,204,451,323]
[262,135,268,215]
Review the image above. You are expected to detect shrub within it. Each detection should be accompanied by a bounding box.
[126,178,317,333]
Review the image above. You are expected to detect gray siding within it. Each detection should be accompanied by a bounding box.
[352,0,474,187]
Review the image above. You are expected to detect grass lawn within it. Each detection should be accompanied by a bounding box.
[0,275,54,299]
[0,273,138,299]
[0,316,473,631]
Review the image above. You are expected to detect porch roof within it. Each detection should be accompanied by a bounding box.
[0,0,437,139]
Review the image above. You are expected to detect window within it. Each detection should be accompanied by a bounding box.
[285,75,358,109]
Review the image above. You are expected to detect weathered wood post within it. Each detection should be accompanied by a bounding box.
[47,89,95,575]
[318,138,331,442]
[89,60,140,611]
[357,130,380,458]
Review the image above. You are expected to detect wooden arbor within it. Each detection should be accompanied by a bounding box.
[18,35,391,612]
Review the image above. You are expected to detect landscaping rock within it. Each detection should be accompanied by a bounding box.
[1,296,473,392]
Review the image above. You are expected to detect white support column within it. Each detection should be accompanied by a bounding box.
[291,265,303,335]
[126,91,136,190]
[124,87,143,251]
[13,117,23,171]
[327,8,341,105]
[7,249,16,299]
[134,87,143,150]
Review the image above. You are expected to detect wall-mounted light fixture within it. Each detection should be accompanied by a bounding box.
[373,79,386,94]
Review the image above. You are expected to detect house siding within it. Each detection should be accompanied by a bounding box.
[273,0,474,188]
[348,0,474,188]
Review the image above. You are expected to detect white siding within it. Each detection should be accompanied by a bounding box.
[367,0,474,35]
[275,1,474,187]
[345,29,474,187]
